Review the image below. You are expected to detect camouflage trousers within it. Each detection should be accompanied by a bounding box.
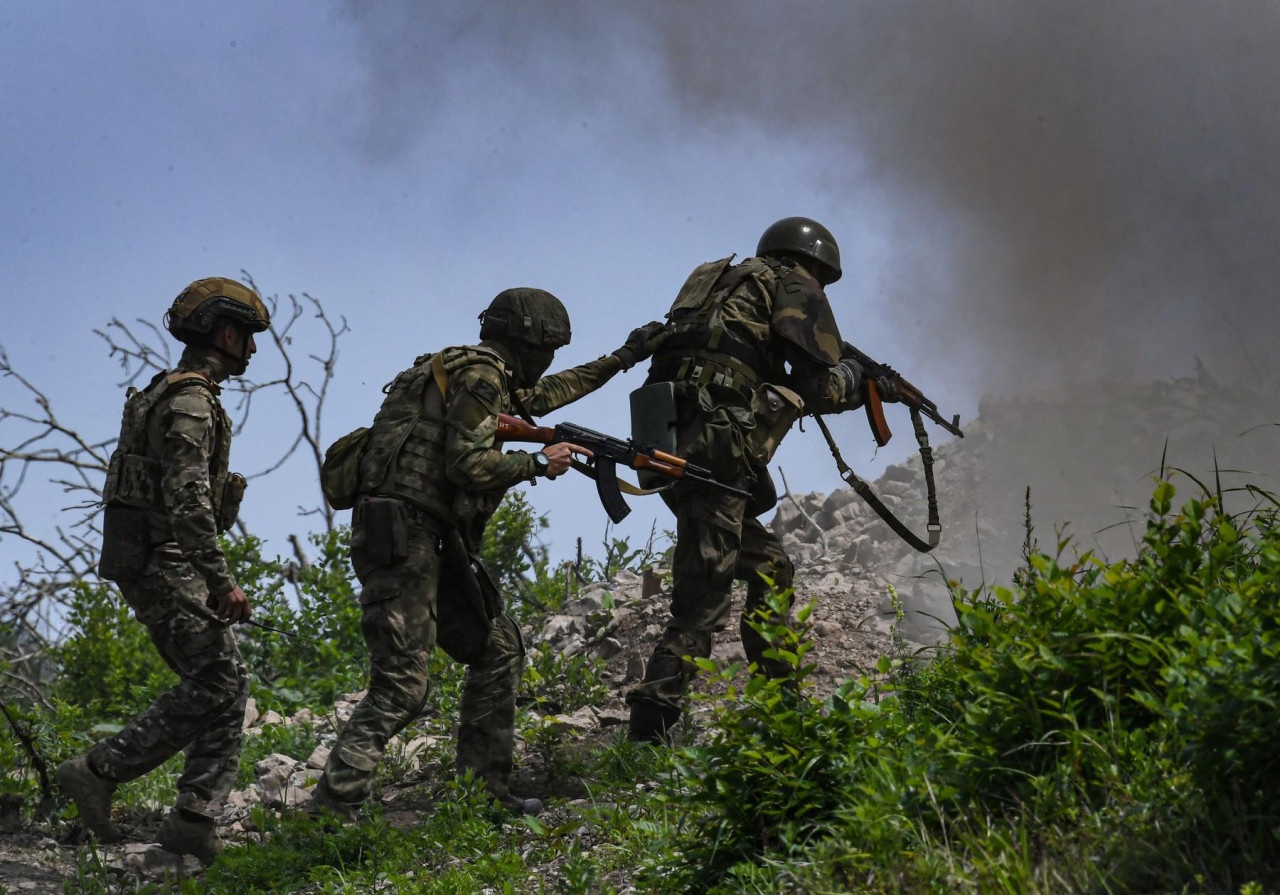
[87,550,249,818]
[316,516,524,810]
[625,478,795,715]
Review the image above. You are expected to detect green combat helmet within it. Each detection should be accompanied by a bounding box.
[478,288,571,349]
[165,277,271,345]
[757,216,842,285]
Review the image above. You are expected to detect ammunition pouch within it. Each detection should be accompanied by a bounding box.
[321,427,371,511]
[102,452,162,510]
[744,384,804,468]
[219,473,246,532]
[630,381,678,491]
[436,527,502,666]
[353,496,410,569]
[98,505,152,582]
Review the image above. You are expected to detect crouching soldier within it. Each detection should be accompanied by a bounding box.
[310,288,666,819]
[58,278,269,862]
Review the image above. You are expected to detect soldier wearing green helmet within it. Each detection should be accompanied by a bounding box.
[310,288,667,820]
[625,217,899,744]
[58,277,269,863]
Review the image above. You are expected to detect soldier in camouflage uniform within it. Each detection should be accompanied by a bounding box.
[625,217,899,743]
[57,278,269,862]
[311,288,666,819]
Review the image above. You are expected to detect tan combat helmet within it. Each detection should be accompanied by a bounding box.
[165,277,271,345]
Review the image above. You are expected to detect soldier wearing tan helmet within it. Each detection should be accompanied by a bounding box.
[57,277,269,863]
[310,288,667,821]
[625,217,899,744]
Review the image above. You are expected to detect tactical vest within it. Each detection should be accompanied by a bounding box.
[359,345,506,521]
[101,370,233,533]
[652,255,781,395]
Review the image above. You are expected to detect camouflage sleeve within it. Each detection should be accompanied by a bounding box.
[159,389,237,596]
[782,345,864,415]
[515,353,623,417]
[445,362,539,491]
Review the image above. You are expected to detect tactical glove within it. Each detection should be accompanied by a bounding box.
[613,320,669,370]
[872,375,901,403]
[836,357,862,397]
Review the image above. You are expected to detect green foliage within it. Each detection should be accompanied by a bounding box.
[522,647,609,714]
[230,528,367,715]
[651,482,1280,892]
[49,581,176,723]
[481,491,563,620]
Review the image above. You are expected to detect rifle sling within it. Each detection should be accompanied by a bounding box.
[569,458,665,496]
[813,409,941,553]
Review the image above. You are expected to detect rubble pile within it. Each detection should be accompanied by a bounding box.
[772,370,1280,641]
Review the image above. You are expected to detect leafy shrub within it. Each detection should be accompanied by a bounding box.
[49,581,176,723]
[654,483,1280,892]
[230,528,366,715]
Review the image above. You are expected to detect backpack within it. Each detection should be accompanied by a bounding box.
[320,426,370,510]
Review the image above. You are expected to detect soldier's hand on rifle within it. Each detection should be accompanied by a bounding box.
[613,321,669,369]
[540,442,592,478]
[873,375,902,403]
[209,585,252,624]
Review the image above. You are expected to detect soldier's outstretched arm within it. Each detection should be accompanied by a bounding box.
[518,321,669,416]
[159,389,238,600]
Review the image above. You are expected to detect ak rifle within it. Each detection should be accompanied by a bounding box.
[842,341,964,447]
[496,413,749,524]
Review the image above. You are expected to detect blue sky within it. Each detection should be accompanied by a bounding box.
[3,2,1277,571]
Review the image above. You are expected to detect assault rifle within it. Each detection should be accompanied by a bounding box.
[497,413,750,524]
[842,341,964,447]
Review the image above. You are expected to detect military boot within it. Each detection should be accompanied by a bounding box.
[627,702,681,746]
[157,808,223,865]
[306,777,360,826]
[57,756,121,843]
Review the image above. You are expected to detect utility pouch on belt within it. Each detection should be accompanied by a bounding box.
[744,384,805,468]
[98,505,151,582]
[630,381,678,491]
[219,473,247,533]
[436,527,502,666]
[321,427,370,510]
[355,496,409,568]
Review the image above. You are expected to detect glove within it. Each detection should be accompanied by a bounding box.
[871,375,901,403]
[836,357,862,397]
[613,320,669,370]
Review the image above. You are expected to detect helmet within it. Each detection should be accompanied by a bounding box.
[166,277,271,345]
[756,217,842,284]
[478,288,571,348]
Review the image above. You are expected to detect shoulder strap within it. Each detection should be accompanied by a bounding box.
[430,353,449,396]
[162,370,220,398]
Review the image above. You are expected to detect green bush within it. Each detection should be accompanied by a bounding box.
[230,528,367,715]
[49,581,176,723]
[653,482,1280,892]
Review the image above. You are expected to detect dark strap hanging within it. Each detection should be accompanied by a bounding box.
[813,409,942,553]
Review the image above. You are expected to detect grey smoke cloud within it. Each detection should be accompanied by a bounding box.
[340,1,1280,390]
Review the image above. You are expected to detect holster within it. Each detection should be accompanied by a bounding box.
[98,505,152,582]
[353,496,410,568]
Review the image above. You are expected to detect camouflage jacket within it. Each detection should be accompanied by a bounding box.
[361,344,623,537]
[104,350,238,596]
[649,255,861,413]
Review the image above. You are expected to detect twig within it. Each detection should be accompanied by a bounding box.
[778,466,828,555]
